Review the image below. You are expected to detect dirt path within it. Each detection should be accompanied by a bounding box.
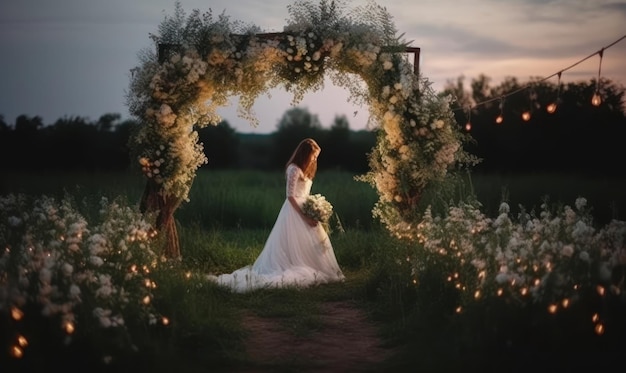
[233,300,399,372]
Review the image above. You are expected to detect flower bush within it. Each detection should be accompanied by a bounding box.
[402,197,626,334]
[0,194,166,362]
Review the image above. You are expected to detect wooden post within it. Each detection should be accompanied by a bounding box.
[140,179,182,259]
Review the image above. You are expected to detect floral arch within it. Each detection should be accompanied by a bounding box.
[126,0,476,258]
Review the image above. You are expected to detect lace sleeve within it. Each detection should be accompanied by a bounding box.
[286,164,300,198]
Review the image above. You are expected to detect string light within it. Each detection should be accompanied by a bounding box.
[521,87,536,122]
[591,48,604,106]
[546,71,561,114]
[452,34,625,125]
[464,106,472,131]
[495,97,504,124]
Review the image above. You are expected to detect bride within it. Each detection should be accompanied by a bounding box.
[209,138,345,292]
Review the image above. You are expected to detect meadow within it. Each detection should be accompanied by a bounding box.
[1,169,625,372]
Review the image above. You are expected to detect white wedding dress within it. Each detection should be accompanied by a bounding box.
[209,164,345,293]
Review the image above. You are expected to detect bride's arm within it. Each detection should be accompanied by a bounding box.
[286,165,317,227]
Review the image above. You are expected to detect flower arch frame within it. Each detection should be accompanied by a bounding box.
[126,0,477,257]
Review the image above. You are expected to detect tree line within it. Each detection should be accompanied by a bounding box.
[0,108,376,173]
[0,75,624,176]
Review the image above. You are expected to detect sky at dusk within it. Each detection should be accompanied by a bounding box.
[1,0,625,134]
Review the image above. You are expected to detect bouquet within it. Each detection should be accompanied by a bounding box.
[302,193,333,226]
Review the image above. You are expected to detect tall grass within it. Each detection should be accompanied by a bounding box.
[3,169,624,229]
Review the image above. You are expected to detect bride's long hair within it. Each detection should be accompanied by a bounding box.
[286,138,320,179]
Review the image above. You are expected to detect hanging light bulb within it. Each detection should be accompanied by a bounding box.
[547,71,562,114]
[591,49,604,106]
[522,86,535,121]
[591,91,602,106]
[465,106,472,131]
[495,97,504,124]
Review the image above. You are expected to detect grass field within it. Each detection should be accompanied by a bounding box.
[1,169,625,372]
[2,169,625,227]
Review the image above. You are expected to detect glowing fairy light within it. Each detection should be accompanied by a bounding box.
[185,272,192,279]
[17,335,28,347]
[455,306,462,314]
[592,313,600,323]
[11,306,23,321]
[548,304,558,314]
[142,295,151,305]
[596,285,605,296]
[474,290,481,299]
[64,321,75,334]
[497,288,503,296]
[10,345,23,359]
[162,317,170,326]
[561,298,570,308]
[547,71,561,114]
[520,287,528,296]
[591,91,602,106]
[594,323,605,335]
[495,97,505,124]
[591,49,604,107]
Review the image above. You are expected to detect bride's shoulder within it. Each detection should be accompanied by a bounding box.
[287,163,302,172]
[286,163,305,178]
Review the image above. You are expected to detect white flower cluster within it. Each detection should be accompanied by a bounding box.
[0,194,164,358]
[284,32,324,75]
[406,197,626,322]
[302,194,333,224]
[358,54,475,231]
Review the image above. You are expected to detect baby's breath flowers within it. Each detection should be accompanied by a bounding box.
[302,194,333,225]
[0,194,165,363]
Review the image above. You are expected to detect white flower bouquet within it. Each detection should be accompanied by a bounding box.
[302,193,333,225]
